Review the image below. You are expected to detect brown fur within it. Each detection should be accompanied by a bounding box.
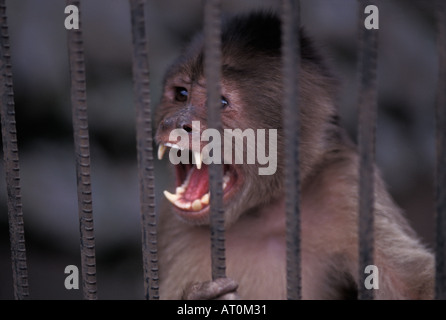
[155,11,434,299]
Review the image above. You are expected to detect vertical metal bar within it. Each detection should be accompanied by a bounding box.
[129,0,159,300]
[204,0,226,281]
[0,0,29,300]
[281,0,302,300]
[435,0,446,300]
[66,0,98,300]
[357,0,378,300]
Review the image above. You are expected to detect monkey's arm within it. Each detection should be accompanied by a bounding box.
[305,154,435,299]
[371,193,434,299]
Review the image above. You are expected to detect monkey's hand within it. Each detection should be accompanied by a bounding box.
[182,278,240,300]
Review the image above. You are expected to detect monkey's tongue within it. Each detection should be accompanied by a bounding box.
[183,165,209,201]
[163,165,211,212]
[163,163,232,212]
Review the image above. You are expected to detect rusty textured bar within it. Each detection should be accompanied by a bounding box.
[435,0,446,300]
[129,0,159,300]
[281,0,301,300]
[204,0,226,281]
[357,0,378,300]
[66,0,98,300]
[0,0,29,300]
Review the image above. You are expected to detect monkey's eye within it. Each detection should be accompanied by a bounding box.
[221,96,229,109]
[174,87,188,102]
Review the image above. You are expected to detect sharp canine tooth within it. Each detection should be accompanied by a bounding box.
[163,190,179,204]
[158,144,166,160]
[194,151,202,169]
[201,193,210,205]
[192,199,202,211]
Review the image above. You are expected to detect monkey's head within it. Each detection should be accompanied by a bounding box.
[155,11,339,226]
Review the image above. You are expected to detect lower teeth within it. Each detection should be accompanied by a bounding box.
[192,199,202,211]
[163,171,231,211]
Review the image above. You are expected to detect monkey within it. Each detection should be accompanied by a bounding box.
[154,11,434,299]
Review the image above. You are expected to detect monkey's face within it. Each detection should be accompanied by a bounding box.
[155,61,285,226]
[154,12,337,227]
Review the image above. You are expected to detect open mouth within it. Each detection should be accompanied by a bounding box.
[158,143,239,222]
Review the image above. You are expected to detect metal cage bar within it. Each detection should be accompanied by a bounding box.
[435,0,446,301]
[204,0,226,281]
[0,0,29,300]
[281,0,302,300]
[356,0,378,300]
[66,0,98,300]
[129,0,159,300]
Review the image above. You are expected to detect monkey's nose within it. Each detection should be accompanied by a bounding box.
[181,123,192,133]
[176,117,192,133]
[160,115,193,133]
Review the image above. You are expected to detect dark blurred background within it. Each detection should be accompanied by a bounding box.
[0,0,439,299]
